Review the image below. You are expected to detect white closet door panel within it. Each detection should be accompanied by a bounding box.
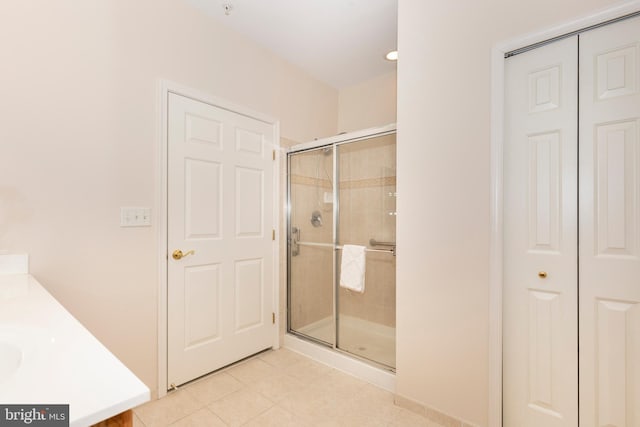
[579,16,640,427]
[528,131,562,251]
[504,36,578,427]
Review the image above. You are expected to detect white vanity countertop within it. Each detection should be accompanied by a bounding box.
[0,273,150,426]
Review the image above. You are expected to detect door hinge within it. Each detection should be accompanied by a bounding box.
[272,312,275,324]
[272,149,276,161]
[272,229,275,240]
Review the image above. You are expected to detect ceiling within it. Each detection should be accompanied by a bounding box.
[186,0,398,89]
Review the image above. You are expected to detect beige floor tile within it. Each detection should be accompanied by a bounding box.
[208,388,274,427]
[352,386,431,426]
[249,370,308,402]
[134,390,202,427]
[313,415,388,427]
[242,405,303,427]
[184,372,244,405]
[276,382,326,418]
[284,358,332,384]
[424,407,463,427]
[259,348,307,369]
[167,408,226,427]
[133,352,443,427]
[293,371,375,422]
[225,358,280,384]
[312,369,368,401]
[133,412,145,427]
[278,378,358,422]
[386,407,432,427]
[346,384,400,422]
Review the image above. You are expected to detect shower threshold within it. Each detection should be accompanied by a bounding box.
[283,331,396,393]
[286,315,396,391]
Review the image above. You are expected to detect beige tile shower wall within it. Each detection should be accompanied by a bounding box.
[338,134,396,327]
[289,246,334,330]
[338,252,396,327]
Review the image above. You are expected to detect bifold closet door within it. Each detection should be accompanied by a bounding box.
[503,36,578,427]
[579,16,640,427]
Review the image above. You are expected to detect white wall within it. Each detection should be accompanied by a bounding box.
[396,0,628,425]
[338,70,397,133]
[0,0,338,394]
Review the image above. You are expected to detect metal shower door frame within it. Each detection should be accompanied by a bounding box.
[286,123,397,361]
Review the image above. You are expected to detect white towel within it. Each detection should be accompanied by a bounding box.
[339,244,366,293]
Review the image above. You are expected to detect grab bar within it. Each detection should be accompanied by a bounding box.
[339,246,395,256]
[297,241,395,255]
[369,238,396,247]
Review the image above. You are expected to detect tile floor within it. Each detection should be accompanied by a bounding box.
[133,348,444,427]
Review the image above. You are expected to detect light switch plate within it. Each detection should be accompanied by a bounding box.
[120,207,151,227]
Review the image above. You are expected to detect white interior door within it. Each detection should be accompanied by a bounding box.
[503,36,579,427]
[167,92,275,387]
[579,16,640,427]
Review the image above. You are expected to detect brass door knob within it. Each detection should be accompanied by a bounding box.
[538,271,547,279]
[172,249,195,260]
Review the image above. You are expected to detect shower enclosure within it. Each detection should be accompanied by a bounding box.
[287,125,396,370]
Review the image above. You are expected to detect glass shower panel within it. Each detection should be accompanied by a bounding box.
[288,147,335,345]
[336,134,396,368]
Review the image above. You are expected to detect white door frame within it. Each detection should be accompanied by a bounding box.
[156,80,281,398]
[488,2,640,426]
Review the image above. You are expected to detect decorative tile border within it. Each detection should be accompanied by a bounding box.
[290,175,332,189]
[290,175,396,190]
[341,176,396,189]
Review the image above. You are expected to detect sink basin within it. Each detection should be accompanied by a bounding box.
[0,342,22,383]
[0,326,52,385]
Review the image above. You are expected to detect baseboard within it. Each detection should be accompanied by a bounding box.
[394,394,479,427]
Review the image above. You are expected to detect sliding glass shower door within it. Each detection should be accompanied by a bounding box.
[336,134,396,368]
[287,130,396,369]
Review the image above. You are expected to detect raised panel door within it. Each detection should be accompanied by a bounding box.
[579,17,640,427]
[167,93,275,387]
[503,36,578,427]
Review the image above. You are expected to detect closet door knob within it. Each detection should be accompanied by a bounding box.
[538,271,547,279]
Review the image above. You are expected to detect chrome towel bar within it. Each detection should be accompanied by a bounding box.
[296,241,395,255]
